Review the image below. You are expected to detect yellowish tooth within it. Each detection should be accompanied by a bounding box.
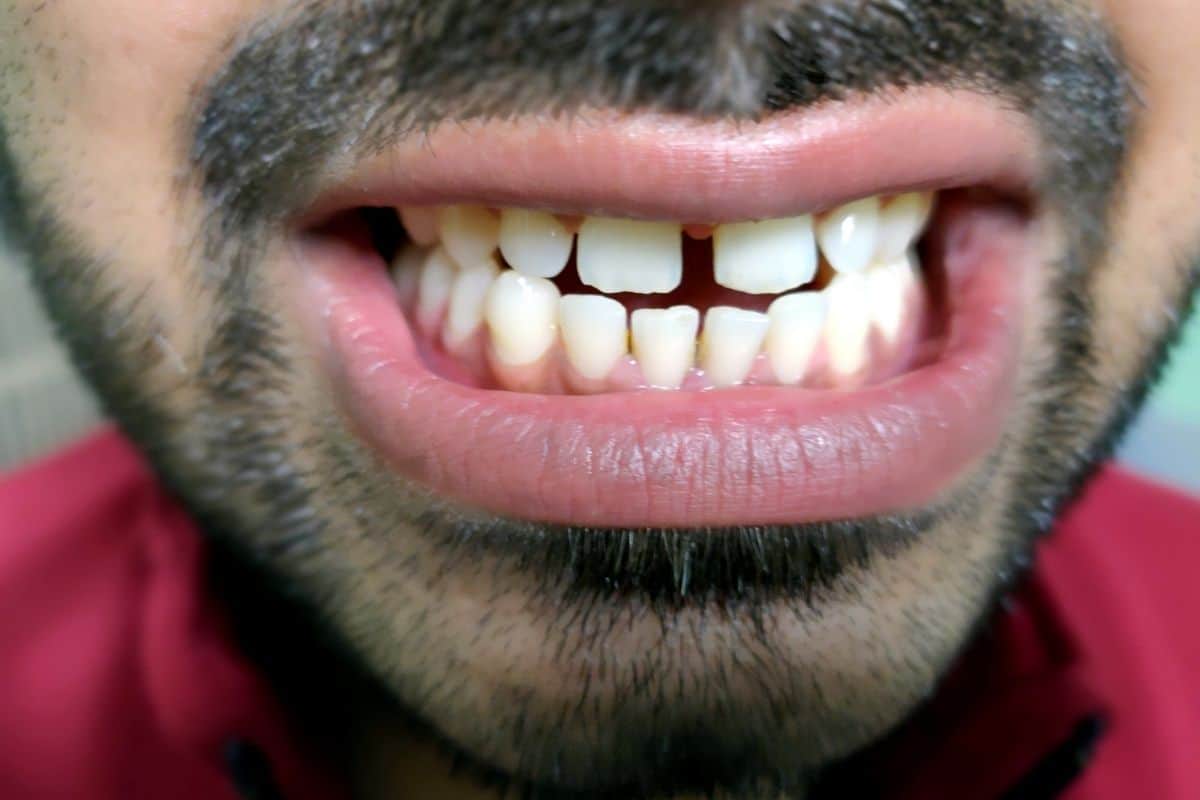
[499,209,574,278]
[559,294,628,381]
[875,193,934,262]
[484,272,560,366]
[439,206,500,269]
[816,196,881,274]
[867,254,918,345]
[417,247,457,328]
[443,257,501,351]
[713,216,817,294]
[399,207,440,247]
[766,292,827,385]
[391,244,428,300]
[631,306,700,389]
[577,217,683,294]
[700,307,769,388]
[824,272,873,379]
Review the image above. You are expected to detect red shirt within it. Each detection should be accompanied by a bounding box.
[1,427,1198,799]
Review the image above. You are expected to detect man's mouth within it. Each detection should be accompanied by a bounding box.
[383,190,934,394]
[292,90,1038,529]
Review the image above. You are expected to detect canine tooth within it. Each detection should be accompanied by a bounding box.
[868,255,917,344]
[484,272,560,366]
[766,293,827,385]
[417,247,457,327]
[499,209,574,279]
[559,295,628,380]
[443,258,501,350]
[399,207,440,247]
[824,273,873,378]
[439,206,500,269]
[875,193,934,262]
[817,197,881,274]
[700,307,770,387]
[631,306,700,389]
[577,218,682,294]
[713,216,817,294]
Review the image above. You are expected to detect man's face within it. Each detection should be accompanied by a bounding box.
[2,1,1197,796]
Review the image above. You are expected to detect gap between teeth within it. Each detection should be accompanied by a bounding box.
[395,192,933,391]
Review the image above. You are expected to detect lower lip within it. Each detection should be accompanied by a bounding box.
[294,205,1028,528]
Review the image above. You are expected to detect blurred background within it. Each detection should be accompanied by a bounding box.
[0,247,1196,494]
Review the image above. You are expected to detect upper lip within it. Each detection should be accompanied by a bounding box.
[298,88,1037,228]
[292,87,1040,528]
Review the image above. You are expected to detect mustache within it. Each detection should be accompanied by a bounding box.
[188,0,1133,248]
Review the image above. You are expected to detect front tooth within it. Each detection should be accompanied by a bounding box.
[631,306,700,389]
[700,307,769,388]
[875,192,934,262]
[484,272,560,366]
[417,247,458,328]
[817,197,881,274]
[439,206,500,269]
[577,217,682,294]
[499,209,574,278]
[824,272,873,379]
[713,216,817,294]
[766,292,828,385]
[443,257,500,350]
[559,295,628,380]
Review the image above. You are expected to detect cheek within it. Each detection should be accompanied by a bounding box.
[0,0,276,376]
[1089,0,1200,394]
[0,0,261,229]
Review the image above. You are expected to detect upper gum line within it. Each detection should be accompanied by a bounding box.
[391,191,937,392]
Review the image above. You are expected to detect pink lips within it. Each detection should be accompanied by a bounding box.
[291,89,1038,528]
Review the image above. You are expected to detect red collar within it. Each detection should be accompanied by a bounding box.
[5,428,1200,799]
[819,573,1108,798]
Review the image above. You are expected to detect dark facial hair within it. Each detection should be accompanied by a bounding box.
[175,0,1134,604]
[1,1,1171,797]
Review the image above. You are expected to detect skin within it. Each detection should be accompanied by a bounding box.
[1,1,1198,798]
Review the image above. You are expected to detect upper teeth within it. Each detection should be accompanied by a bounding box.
[876,193,934,263]
[439,206,501,269]
[397,191,933,389]
[713,216,817,294]
[815,196,882,275]
[577,217,683,294]
[499,209,573,279]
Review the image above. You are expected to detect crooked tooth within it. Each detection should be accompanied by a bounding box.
[439,206,500,269]
[631,306,699,389]
[559,295,628,381]
[766,292,828,385]
[875,192,934,262]
[417,247,458,328]
[700,307,769,388]
[399,207,440,247]
[577,217,682,294]
[867,254,917,345]
[443,257,500,350]
[713,216,817,294]
[817,197,881,274]
[824,272,873,379]
[484,272,560,366]
[499,209,573,279]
